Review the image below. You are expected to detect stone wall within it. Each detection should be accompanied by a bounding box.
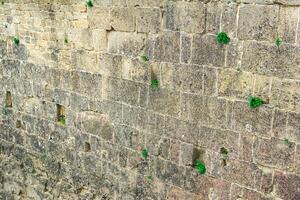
[0,0,300,199]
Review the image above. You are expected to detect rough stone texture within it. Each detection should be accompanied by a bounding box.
[0,0,300,199]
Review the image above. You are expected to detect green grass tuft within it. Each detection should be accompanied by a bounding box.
[140,55,149,62]
[275,37,282,47]
[146,175,153,181]
[248,96,264,109]
[216,32,230,45]
[141,148,148,159]
[86,0,93,7]
[13,36,20,45]
[195,159,206,174]
[151,79,159,90]
[58,115,66,125]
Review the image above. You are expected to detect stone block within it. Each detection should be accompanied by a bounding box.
[87,6,111,29]
[217,69,254,100]
[286,112,300,143]
[149,88,180,117]
[107,32,146,57]
[179,143,199,166]
[79,111,113,141]
[238,5,279,41]
[271,78,300,112]
[180,32,192,63]
[92,29,107,51]
[163,1,205,33]
[102,77,148,107]
[242,41,300,79]
[167,186,199,200]
[278,7,299,43]
[231,101,272,137]
[191,34,225,67]
[111,8,135,32]
[114,125,144,150]
[274,171,300,199]
[136,8,161,33]
[153,32,180,63]
[254,137,295,170]
[79,72,102,99]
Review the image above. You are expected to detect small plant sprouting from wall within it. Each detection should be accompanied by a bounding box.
[1,0,4,5]
[56,104,66,125]
[146,175,153,182]
[140,55,149,63]
[216,32,230,45]
[220,147,229,166]
[13,36,20,45]
[248,96,264,109]
[85,0,93,8]
[141,148,149,159]
[275,37,282,47]
[284,138,292,148]
[195,159,206,174]
[40,153,48,161]
[151,79,159,90]
[64,38,68,44]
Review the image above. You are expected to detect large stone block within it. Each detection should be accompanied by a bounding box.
[103,77,148,107]
[153,32,180,63]
[231,101,272,137]
[149,88,180,117]
[136,8,161,33]
[278,7,299,43]
[274,171,300,199]
[111,8,135,32]
[254,137,295,170]
[191,34,225,67]
[107,32,147,57]
[87,6,111,29]
[217,69,254,100]
[163,1,205,33]
[238,5,279,41]
[242,41,300,79]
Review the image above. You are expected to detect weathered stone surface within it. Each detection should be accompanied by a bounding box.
[111,8,135,32]
[274,171,300,199]
[136,8,161,33]
[242,41,300,79]
[164,1,205,33]
[254,137,295,170]
[191,34,225,67]
[238,5,279,41]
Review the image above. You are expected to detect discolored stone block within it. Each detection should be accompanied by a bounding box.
[111,8,135,32]
[87,6,111,29]
[217,69,254,100]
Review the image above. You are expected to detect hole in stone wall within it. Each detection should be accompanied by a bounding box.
[16,120,22,128]
[84,142,91,152]
[5,91,12,107]
[56,104,66,125]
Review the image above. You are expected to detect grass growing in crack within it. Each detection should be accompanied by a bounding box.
[85,0,93,7]
[140,55,149,63]
[216,32,230,45]
[57,115,66,125]
[195,159,206,174]
[13,36,20,45]
[64,38,68,44]
[275,37,282,47]
[284,138,292,148]
[141,148,149,159]
[146,175,153,181]
[248,96,264,109]
[151,79,159,90]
